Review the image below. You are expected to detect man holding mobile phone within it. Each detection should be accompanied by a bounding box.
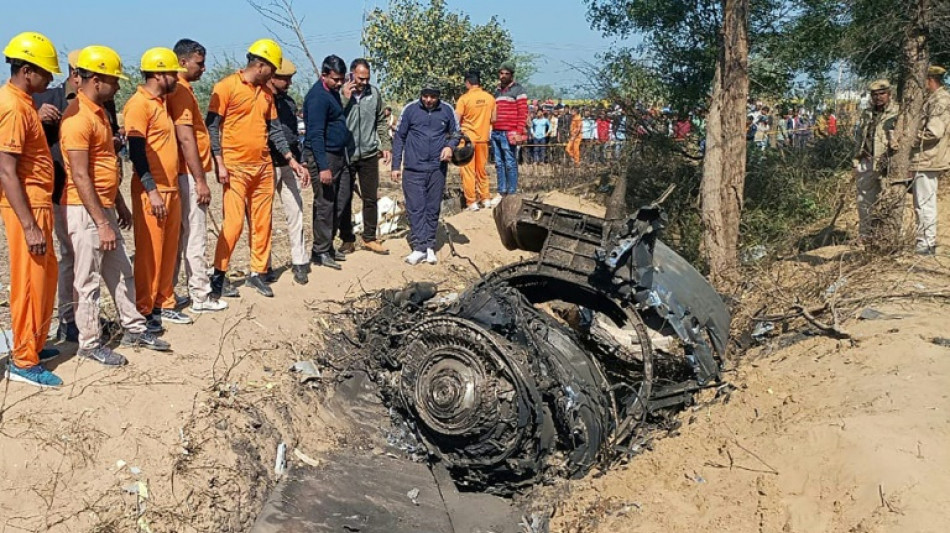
[339,58,392,256]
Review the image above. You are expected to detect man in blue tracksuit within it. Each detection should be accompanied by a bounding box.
[391,80,459,265]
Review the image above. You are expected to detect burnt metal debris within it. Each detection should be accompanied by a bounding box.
[357,196,731,495]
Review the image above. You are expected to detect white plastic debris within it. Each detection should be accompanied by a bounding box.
[406,487,420,505]
[289,360,322,384]
[353,196,403,237]
[275,442,287,476]
[130,466,142,476]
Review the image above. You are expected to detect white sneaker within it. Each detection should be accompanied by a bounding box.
[466,202,480,212]
[481,200,493,209]
[489,195,503,207]
[191,298,229,313]
[426,248,438,265]
[405,251,426,265]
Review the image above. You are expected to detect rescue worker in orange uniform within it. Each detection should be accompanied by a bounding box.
[167,38,231,311]
[123,48,186,331]
[206,39,308,298]
[455,70,495,211]
[0,32,63,387]
[62,45,171,366]
[0,32,62,387]
[566,108,583,165]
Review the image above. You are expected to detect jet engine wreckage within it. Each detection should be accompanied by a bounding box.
[358,195,731,495]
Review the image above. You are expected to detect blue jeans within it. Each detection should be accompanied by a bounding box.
[532,137,546,163]
[491,130,518,195]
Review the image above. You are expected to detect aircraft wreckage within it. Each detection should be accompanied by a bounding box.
[252,196,732,532]
[359,195,731,494]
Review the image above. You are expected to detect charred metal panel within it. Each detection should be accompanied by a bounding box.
[494,197,728,384]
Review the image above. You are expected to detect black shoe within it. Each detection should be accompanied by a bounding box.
[247,274,274,297]
[262,267,278,284]
[56,321,79,342]
[211,269,240,298]
[313,252,342,270]
[121,331,171,352]
[210,269,225,298]
[145,311,164,335]
[38,347,62,363]
[77,346,128,366]
[292,264,309,285]
[333,250,347,262]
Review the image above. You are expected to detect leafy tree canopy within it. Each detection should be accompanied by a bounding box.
[363,0,514,103]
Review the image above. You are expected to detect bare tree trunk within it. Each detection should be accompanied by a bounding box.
[870,0,931,252]
[701,0,750,287]
[606,170,628,220]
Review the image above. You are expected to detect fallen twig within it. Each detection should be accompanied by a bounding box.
[792,304,854,341]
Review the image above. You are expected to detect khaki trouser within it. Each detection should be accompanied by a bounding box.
[912,170,939,249]
[53,203,77,323]
[854,157,881,239]
[67,205,146,351]
[274,164,308,266]
[174,174,212,303]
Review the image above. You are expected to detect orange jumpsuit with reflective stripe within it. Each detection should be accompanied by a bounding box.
[0,81,57,368]
[123,86,181,315]
[209,71,277,274]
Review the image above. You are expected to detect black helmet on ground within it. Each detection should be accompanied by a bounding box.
[451,133,475,166]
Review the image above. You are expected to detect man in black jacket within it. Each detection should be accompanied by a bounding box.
[303,55,351,270]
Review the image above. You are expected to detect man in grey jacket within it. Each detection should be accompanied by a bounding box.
[339,58,392,255]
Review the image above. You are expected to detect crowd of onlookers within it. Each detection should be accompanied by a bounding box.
[746,103,840,151]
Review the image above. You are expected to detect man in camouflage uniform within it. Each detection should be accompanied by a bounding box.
[853,79,899,240]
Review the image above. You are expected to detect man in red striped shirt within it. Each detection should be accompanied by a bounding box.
[490,62,527,205]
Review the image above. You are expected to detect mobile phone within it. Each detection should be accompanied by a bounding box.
[347,73,354,83]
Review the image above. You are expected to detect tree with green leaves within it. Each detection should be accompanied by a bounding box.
[587,0,759,285]
[363,0,514,103]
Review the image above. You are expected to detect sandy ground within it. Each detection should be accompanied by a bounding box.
[551,198,950,533]
[0,161,555,532]
[1,161,949,532]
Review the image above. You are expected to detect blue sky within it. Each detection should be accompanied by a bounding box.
[0,0,621,89]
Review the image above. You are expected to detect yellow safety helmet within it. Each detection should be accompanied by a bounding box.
[67,50,81,69]
[275,58,296,77]
[76,45,129,80]
[3,31,61,74]
[247,38,282,69]
[140,47,185,73]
